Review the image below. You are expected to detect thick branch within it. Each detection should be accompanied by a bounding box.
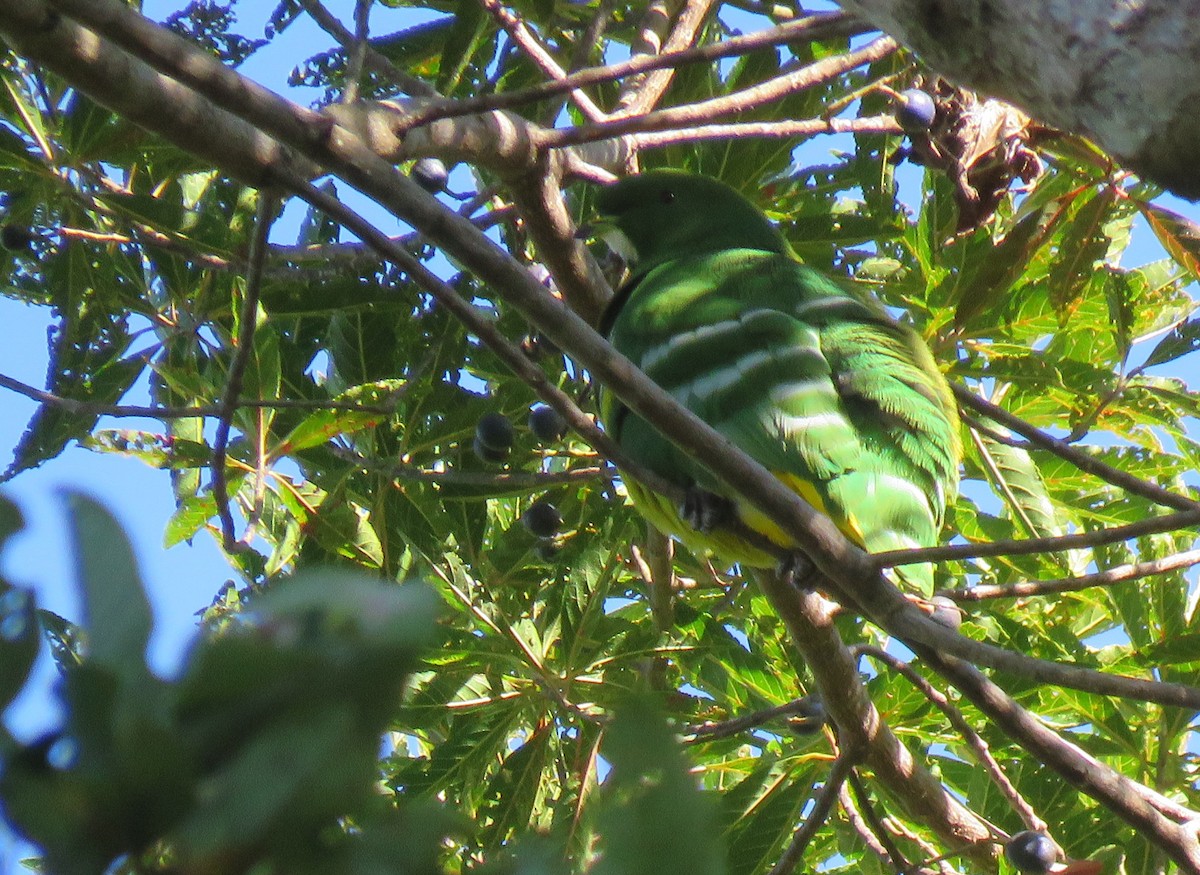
[753,574,996,865]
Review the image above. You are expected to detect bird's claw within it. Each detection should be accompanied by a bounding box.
[680,487,734,533]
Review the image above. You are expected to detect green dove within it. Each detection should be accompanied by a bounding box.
[594,171,961,594]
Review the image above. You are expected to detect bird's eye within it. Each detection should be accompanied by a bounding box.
[659,188,675,204]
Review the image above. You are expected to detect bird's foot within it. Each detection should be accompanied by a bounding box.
[778,551,817,591]
[679,487,734,533]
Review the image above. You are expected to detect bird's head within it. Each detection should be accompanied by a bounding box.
[592,170,789,272]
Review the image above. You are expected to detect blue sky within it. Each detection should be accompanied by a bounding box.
[2,1,1200,870]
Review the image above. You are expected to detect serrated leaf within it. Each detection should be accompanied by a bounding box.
[1140,317,1200,370]
[1139,200,1200,281]
[954,205,1049,329]
[1047,187,1116,313]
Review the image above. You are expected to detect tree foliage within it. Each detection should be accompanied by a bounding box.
[1,1,1200,873]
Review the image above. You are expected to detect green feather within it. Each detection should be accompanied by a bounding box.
[596,171,961,594]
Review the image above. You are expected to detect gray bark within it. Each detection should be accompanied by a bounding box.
[836,0,1200,198]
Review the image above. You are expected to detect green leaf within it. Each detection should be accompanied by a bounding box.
[1139,200,1200,281]
[1047,187,1116,313]
[65,493,152,683]
[437,1,490,93]
[592,697,726,875]
[1140,317,1200,370]
[0,585,38,711]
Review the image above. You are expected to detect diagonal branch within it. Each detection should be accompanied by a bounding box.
[877,507,1200,568]
[480,0,607,122]
[540,36,898,148]
[853,644,1043,833]
[954,383,1200,512]
[614,0,715,118]
[211,193,275,553]
[752,573,996,864]
[767,749,859,875]
[387,11,866,133]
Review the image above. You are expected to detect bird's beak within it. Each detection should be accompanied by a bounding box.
[579,217,638,264]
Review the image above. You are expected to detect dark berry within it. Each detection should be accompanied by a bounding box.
[528,405,567,443]
[1005,831,1058,873]
[412,158,449,193]
[473,435,509,464]
[929,595,963,631]
[475,412,514,453]
[521,500,562,539]
[898,88,936,132]
[786,696,827,735]
[534,540,561,562]
[1,225,35,251]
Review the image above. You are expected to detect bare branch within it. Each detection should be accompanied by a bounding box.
[954,383,1200,512]
[768,750,858,875]
[940,547,1200,602]
[539,37,898,149]
[853,644,1044,833]
[212,193,275,554]
[339,0,371,105]
[0,372,396,419]
[615,0,716,119]
[916,649,1200,871]
[389,12,866,133]
[876,508,1200,568]
[480,0,607,122]
[295,0,439,98]
[752,574,996,863]
[629,114,901,148]
[684,696,816,742]
[328,445,607,488]
[847,771,917,872]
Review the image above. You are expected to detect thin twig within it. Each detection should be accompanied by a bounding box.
[853,644,1044,833]
[329,444,607,488]
[392,12,865,133]
[684,696,816,742]
[211,193,276,553]
[767,750,858,875]
[847,770,915,872]
[538,37,898,149]
[954,383,1200,513]
[876,508,1200,568]
[628,114,901,148]
[479,0,607,122]
[939,547,1200,602]
[340,0,371,104]
[296,0,439,98]
[0,372,396,419]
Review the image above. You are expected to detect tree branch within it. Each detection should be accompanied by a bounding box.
[939,547,1200,602]
[767,749,858,875]
[954,383,1200,512]
[876,508,1200,568]
[539,36,899,149]
[386,11,865,133]
[853,644,1043,833]
[752,574,996,864]
[211,193,275,554]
